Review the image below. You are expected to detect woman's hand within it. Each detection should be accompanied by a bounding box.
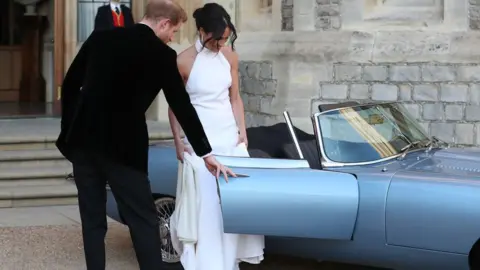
[175,140,192,162]
[237,130,248,147]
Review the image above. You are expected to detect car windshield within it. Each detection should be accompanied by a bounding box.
[317,103,430,164]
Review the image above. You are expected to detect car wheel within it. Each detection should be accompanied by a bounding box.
[469,238,480,269]
[154,196,180,264]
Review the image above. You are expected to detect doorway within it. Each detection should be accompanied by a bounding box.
[0,0,57,118]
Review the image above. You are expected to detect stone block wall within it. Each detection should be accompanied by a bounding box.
[239,59,480,147]
[315,0,341,30]
[281,0,293,31]
[234,0,480,147]
[235,0,480,148]
[315,63,480,146]
[239,61,280,127]
[471,0,480,29]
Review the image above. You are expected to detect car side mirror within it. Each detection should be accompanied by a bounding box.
[283,111,304,160]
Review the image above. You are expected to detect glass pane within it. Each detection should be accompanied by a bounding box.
[318,103,431,164]
[77,0,132,43]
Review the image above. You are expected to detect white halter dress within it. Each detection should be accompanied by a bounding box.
[170,39,265,270]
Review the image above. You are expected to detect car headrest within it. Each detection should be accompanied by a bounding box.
[318,101,360,112]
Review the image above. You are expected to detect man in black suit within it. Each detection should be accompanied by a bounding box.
[94,0,135,30]
[56,0,234,269]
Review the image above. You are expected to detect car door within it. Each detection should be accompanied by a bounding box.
[216,155,359,240]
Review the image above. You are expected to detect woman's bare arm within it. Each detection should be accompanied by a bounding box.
[223,47,247,134]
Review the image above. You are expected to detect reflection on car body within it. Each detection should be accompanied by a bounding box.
[106,102,480,270]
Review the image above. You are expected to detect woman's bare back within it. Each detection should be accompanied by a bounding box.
[177,46,198,85]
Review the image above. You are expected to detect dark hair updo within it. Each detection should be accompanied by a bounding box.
[193,3,238,50]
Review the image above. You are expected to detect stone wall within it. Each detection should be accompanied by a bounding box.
[239,61,280,127]
[281,0,293,31]
[236,27,480,147]
[315,63,480,146]
[471,0,480,29]
[315,0,341,30]
[239,59,480,146]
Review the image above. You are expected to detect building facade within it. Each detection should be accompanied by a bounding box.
[0,0,479,146]
[236,0,480,148]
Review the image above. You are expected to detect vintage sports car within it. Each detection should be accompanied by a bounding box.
[106,102,480,270]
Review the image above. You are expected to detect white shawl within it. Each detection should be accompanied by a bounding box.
[169,143,249,269]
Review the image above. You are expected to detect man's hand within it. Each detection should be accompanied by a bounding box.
[203,155,236,182]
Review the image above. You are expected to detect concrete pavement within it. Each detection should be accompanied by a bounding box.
[0,205,140,270]
[0,206,381,270]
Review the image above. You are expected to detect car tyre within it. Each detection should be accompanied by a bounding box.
[469,238,480,270]
[154,196,180,264]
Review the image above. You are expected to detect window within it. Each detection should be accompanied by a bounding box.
[237,0,280,32]
[77,0,131,43]
[342,0,468,31]
[364,0,444,22]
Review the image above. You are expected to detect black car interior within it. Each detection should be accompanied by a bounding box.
[245,101,360,170]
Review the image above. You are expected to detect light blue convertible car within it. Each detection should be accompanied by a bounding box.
[106,102,480,270]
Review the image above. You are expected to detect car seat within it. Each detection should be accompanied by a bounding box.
[246,123,315,159]
[282,140,322,169]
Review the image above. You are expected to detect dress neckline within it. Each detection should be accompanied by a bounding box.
[194,39,204,53]
[195,38,218,55]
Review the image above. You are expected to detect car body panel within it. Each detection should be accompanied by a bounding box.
[147,146,178,198]
[106,144,474,270]
[105,101,480,270]
[385,148,480,255]
[215,156,359,240]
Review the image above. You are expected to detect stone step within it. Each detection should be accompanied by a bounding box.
[0,164,72,190]
[0,182,78,208]
[0,140,57,151]
[0,178,72,187]
[0,149,70,169]
[0,163,72,180]
[0,118,174,208]
[0,118,174,151]
[0,138,170,151]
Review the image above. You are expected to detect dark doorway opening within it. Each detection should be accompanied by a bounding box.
[0,0,56,118]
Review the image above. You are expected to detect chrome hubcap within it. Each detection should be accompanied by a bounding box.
[155,197,180,264]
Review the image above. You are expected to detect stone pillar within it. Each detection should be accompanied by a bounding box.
[38,0,55,106]
[293,0,316,31]
[64,0,76,73]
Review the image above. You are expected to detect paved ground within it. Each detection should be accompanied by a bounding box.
[0,206,383,270]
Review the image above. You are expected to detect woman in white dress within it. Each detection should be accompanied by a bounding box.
[168,3,265,270]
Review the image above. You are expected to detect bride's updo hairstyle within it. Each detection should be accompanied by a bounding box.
[193,3,238,51]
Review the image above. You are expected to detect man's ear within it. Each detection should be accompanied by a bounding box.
[158,18,171,29]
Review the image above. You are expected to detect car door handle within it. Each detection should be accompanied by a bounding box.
[235,173,249,178]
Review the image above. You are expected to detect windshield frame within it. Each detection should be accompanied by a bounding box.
[312,102,431,167]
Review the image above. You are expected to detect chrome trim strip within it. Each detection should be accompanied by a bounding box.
[215,155,311,169]
[283,111,304,159]
[317,101,394,116]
